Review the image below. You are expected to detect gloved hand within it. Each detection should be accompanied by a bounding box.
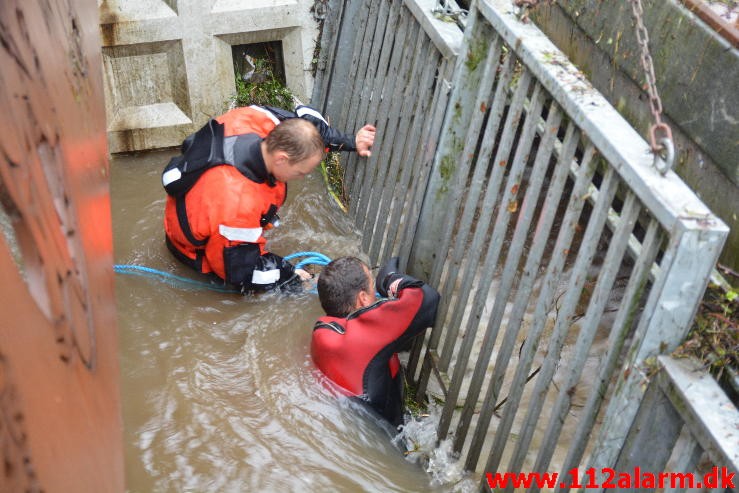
[376,257,401,297]
[249,253,299,292]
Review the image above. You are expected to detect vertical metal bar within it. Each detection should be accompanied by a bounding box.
[377,38,437,264]
[611,382,683,477]
[398,54,452,268]
[661,426,704,493]
[426,20,513,290]
[314,0,349,111]
[341,0,380,190]
[426,38,507,337]
[469,143,599,472]
[409,7,491,284]
[447,106,571,452]
[336,0,375,129]
[530,191,642,485]
[554,218,662,493]
[366,25,429,262]
[436,82,550,439]
[506,167,621,479]
[402,52,456,275]
[343,0,388,194]
[396,52,440,383]
[357,10,418,249]
[438,71,537,372]
[349,0,402,219]
[405,57,455,384]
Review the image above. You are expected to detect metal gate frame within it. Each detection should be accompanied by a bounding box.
[312,0,729,488]
[409,0,729,484]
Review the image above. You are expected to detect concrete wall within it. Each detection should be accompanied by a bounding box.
[99,0,322,153]
[531,0,739,269]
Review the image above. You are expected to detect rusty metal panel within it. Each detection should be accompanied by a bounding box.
[0,0,124,492]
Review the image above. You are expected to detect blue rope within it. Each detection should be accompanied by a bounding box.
[283,251,332,263]
[283,251,332,269]
[113,264,241,293]
[114,251,332,293]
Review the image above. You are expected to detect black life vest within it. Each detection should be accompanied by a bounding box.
[161,118,228,197]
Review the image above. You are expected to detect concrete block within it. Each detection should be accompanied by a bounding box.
[100,0,320,153]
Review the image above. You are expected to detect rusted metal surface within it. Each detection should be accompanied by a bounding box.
[681,0,739,48]
[0,0,124,491]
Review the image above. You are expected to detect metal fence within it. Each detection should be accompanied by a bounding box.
[313,0,732,488]
[312,0,462,264]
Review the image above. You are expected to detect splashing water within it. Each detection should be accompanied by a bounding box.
[393,405,478,492]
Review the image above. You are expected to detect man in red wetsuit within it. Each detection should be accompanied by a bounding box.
[163,105,375,292]
[311,256,440,426]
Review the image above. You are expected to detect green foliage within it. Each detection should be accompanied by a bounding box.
[675,280,738,380]
[464,37,487,72]
[403,378,428,418]
[319,152,348,212]
[233,57,294,110]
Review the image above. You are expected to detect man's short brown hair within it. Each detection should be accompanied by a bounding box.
[265,118,325,163]
[317,256,370,317]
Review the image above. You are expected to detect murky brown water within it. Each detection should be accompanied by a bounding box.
[110,150,470,492]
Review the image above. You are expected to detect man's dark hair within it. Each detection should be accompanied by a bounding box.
[317,256,370,317]
[265,118,325,163]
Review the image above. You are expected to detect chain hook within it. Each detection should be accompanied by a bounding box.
[649,123,675,175]
[433,0,468,21]
[629,0,676,176]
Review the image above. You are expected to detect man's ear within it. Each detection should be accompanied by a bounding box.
[356,289,374,309]
[273,151,290,167]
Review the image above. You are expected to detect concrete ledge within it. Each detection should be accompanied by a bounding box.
[211,0,298,13]
[107,124,192,153]
[107,103,191,132]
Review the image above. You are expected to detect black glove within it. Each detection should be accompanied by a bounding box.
[249,253,297,292]
[376,257,401,297]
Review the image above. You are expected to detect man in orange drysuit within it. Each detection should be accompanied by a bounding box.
[163,105,375,292]
[311,257,440,426]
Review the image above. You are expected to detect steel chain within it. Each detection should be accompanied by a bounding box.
[629,0,675,174]
[433,0,468,22]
